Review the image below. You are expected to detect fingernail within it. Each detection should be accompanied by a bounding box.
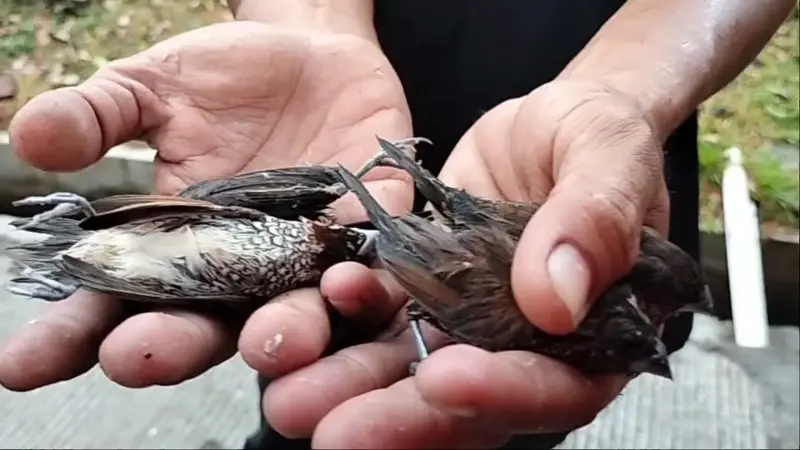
[546,243,591,325]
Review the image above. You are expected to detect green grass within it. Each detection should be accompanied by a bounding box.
[1,0,798,235]
[698,15,800,234]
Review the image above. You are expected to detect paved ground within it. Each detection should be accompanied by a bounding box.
[0,215,797,449]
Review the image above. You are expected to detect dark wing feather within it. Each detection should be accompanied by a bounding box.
[344,209,436,230]
[79,195,265,230]
[59,255,251,305]
[376,216,532,351]
[178,166,346,220]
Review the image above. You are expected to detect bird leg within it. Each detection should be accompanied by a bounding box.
[351,137,430,178]
[406,300,432,376]
[12,192,97,230]
[8,267,79,301]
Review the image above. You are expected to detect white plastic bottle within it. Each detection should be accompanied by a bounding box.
[721,147,770,348]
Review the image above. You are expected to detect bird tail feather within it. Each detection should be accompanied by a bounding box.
[334,165,400,236]
[5,217,87,301]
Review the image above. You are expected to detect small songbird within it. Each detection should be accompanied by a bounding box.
[2,142,422,310]
[333,137,715,379]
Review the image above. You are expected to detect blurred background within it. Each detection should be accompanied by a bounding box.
[0,1,798,449]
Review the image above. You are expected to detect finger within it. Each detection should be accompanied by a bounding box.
[321,262,409,326]
[240,264,411,381]
[0,290,124,391]
[414,345,628,434]
[238,288,332,379]
[98,309,237,388]
[511,104,666,334]
[8,66,168,172]
[312,377,510,449]
[262,327,449,439]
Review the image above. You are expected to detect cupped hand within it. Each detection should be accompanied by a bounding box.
[260,79,671,448]
[0,21,414,391]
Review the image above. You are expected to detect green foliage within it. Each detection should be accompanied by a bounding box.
[699,15,799,234]
[750,150,800,228]
[0,21,36,61]
[698,138,728,187]
[699,137,799,231]
[8,0,95,18]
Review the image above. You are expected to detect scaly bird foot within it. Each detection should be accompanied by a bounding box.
[12,192,96,230]
[352,137,431,179]
[406,300,431,376]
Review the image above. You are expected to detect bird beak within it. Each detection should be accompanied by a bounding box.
[678,284,716,316]
[630,355,673,380]
[700,284,716,315]
[629,339,673,380]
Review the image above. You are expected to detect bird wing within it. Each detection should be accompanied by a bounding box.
[80,195,266,230]
[375,216,522,350]
[59,254,251,305]
[177,166,345,221]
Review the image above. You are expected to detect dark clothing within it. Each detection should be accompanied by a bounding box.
[245,1,699,449]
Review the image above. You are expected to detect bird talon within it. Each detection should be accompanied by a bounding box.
[13,192,95,213]
[394,137,432,152]
[408,313,430,361]
[352,137,430,179]
[12,192,96,230]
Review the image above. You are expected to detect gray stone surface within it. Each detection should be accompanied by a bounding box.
[0,215,798,449]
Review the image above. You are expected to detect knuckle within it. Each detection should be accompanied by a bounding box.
[328,348,384,391]
[583,185,642,267]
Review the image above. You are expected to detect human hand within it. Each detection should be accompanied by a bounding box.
[0,21,414,391]
[258,79,670,448]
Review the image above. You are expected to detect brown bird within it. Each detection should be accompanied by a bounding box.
[333,137,715,379]
[2,141,424,310]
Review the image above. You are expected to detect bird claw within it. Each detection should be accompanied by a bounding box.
[352,137,430,179]
[406,302,431,376]
[408,361,420,376]
[12,192,96,230]
[13,192,95,211]
[395,137,432,149]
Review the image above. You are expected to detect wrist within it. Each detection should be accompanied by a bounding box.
[229,0,378,44]
[555,65,683,145]
[556,0,796,143]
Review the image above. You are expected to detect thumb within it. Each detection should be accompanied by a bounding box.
[9,65,168,172]
[510,144,667,335]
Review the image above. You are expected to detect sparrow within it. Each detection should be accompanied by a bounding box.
[332,137,715,379]
[2,140,425,311]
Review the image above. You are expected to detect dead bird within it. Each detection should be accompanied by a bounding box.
[373,138,714,328]
[332,138,715,379]
[2,143,421,310]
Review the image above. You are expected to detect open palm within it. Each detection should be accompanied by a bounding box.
[11,21,414,221]
[0,21,413,392]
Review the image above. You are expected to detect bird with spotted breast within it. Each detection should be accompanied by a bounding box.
[332,137,716,380]
[2,139,423,312]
